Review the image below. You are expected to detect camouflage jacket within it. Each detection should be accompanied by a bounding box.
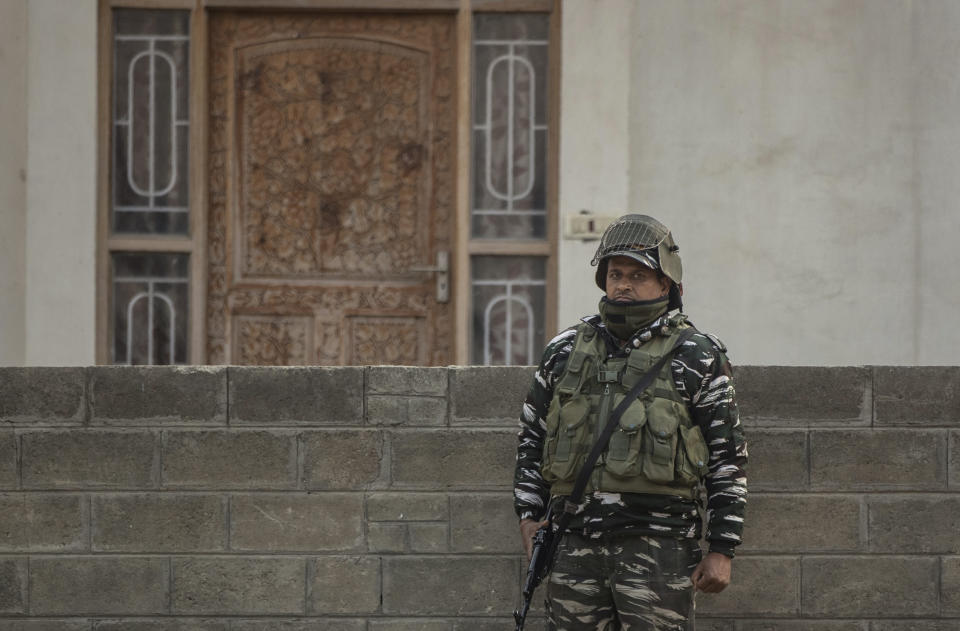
[513,312,748,557]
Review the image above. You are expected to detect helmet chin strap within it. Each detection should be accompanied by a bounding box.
[668,283,683,312]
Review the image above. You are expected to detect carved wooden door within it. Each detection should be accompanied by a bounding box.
[206,12,455,365]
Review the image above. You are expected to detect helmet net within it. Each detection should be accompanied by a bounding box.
[590,214,670,266]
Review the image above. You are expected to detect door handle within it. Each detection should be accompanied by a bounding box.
[408,251,449,303]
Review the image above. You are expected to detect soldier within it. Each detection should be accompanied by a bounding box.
[514,214,748,630]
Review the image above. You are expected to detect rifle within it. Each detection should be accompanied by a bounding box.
[512,327,696,630]
[513,518,557,630]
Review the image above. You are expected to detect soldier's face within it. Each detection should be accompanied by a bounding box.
[605,256,671,303]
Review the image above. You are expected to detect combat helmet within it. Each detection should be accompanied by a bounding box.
[591,214,683,310]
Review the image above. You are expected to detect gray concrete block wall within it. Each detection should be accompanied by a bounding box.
[0,365,957,628]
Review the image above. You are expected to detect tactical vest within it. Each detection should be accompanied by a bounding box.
[541,316,710,499]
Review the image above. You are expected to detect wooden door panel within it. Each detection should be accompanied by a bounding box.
[236,37,431,280]
[345,313,426,365]
[207,12,455,365]
[233,315,313,366]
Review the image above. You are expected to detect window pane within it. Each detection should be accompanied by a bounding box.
[474,13,549,40]
[112,9,190,234]
[111,253,189,365]
[471,256,546,365]
[471,14,549,239]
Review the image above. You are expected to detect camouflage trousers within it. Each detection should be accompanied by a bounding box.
[544,532,701,631]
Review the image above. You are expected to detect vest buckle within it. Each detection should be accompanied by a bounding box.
[598,370,619,383]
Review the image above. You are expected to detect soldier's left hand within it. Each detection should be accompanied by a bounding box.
[691,552,732,593]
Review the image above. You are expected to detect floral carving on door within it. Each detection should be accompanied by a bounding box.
[207,12,455,365]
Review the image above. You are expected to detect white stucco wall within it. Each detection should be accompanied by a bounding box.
[559,0,960,365]
[6,1,959,366]
[25,0,97,365]
[557,0,634,330]
[0,0,28,366]
[913,0,960,365]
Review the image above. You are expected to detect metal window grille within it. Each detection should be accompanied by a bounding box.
[111,253,189,365]
[469,14,551,365]
[112,10,190,234]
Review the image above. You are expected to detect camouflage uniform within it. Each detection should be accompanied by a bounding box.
[514,312,748,630]
[547,533,701,630]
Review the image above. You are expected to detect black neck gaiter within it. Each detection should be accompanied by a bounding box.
[598,295,670,340]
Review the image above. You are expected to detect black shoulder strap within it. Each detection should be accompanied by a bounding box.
[553,327,696,526]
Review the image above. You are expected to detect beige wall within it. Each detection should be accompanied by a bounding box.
[0,0,28,366]
[4,1,959,366]
[914,0,960,364]
[558,0,960,365]
[557,0,634,329]
[25,0,98,365]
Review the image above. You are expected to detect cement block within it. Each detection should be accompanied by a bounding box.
[93,621,230,631]
[230,493,364,552]
[733,366,870,425]
[869,496,960,553]
[231,621,366,631]
[690,622,735,631]
[741,494,862,553]
[382,557,519,615]
[0,367,85,424]
[450,366,533,425]
[391,430,515,489]
[307,556,380,614]
[450,494,519,553]
[92,494,226,552]
[370,621,450,631]
[0,493,87,552]
[697,556,799,616]
[738,623,866,631]
[89,366,226,425]
[874,366,960,426]
[30,557,168,614]
[366,492,447,521]
[409,522,448,553]
[801,556,938,616]
[368,367,448,396]
[22,430,158,489]
[367,395,447,426]
[171,557,305,614]
[452,622,520,631]
[0,558,26,614]
[0,623,91,631]
[301,430,383,490]
[230,618,367,631]
[745,429,808,491]
[162,430,297,489]
[871,623,960,631]
[941,556,960,615]
[229,367,363,425]
[811,430,946,490]
[952,430,960,488]
[368,522,406,552]
[0,431,16,489]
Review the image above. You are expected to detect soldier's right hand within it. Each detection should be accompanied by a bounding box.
[519,518,549,561]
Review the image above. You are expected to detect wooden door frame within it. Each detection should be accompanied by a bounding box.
[96,0,209,365]
[96,0,560,365]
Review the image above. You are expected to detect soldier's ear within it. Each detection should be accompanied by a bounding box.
[658,273,671,295]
